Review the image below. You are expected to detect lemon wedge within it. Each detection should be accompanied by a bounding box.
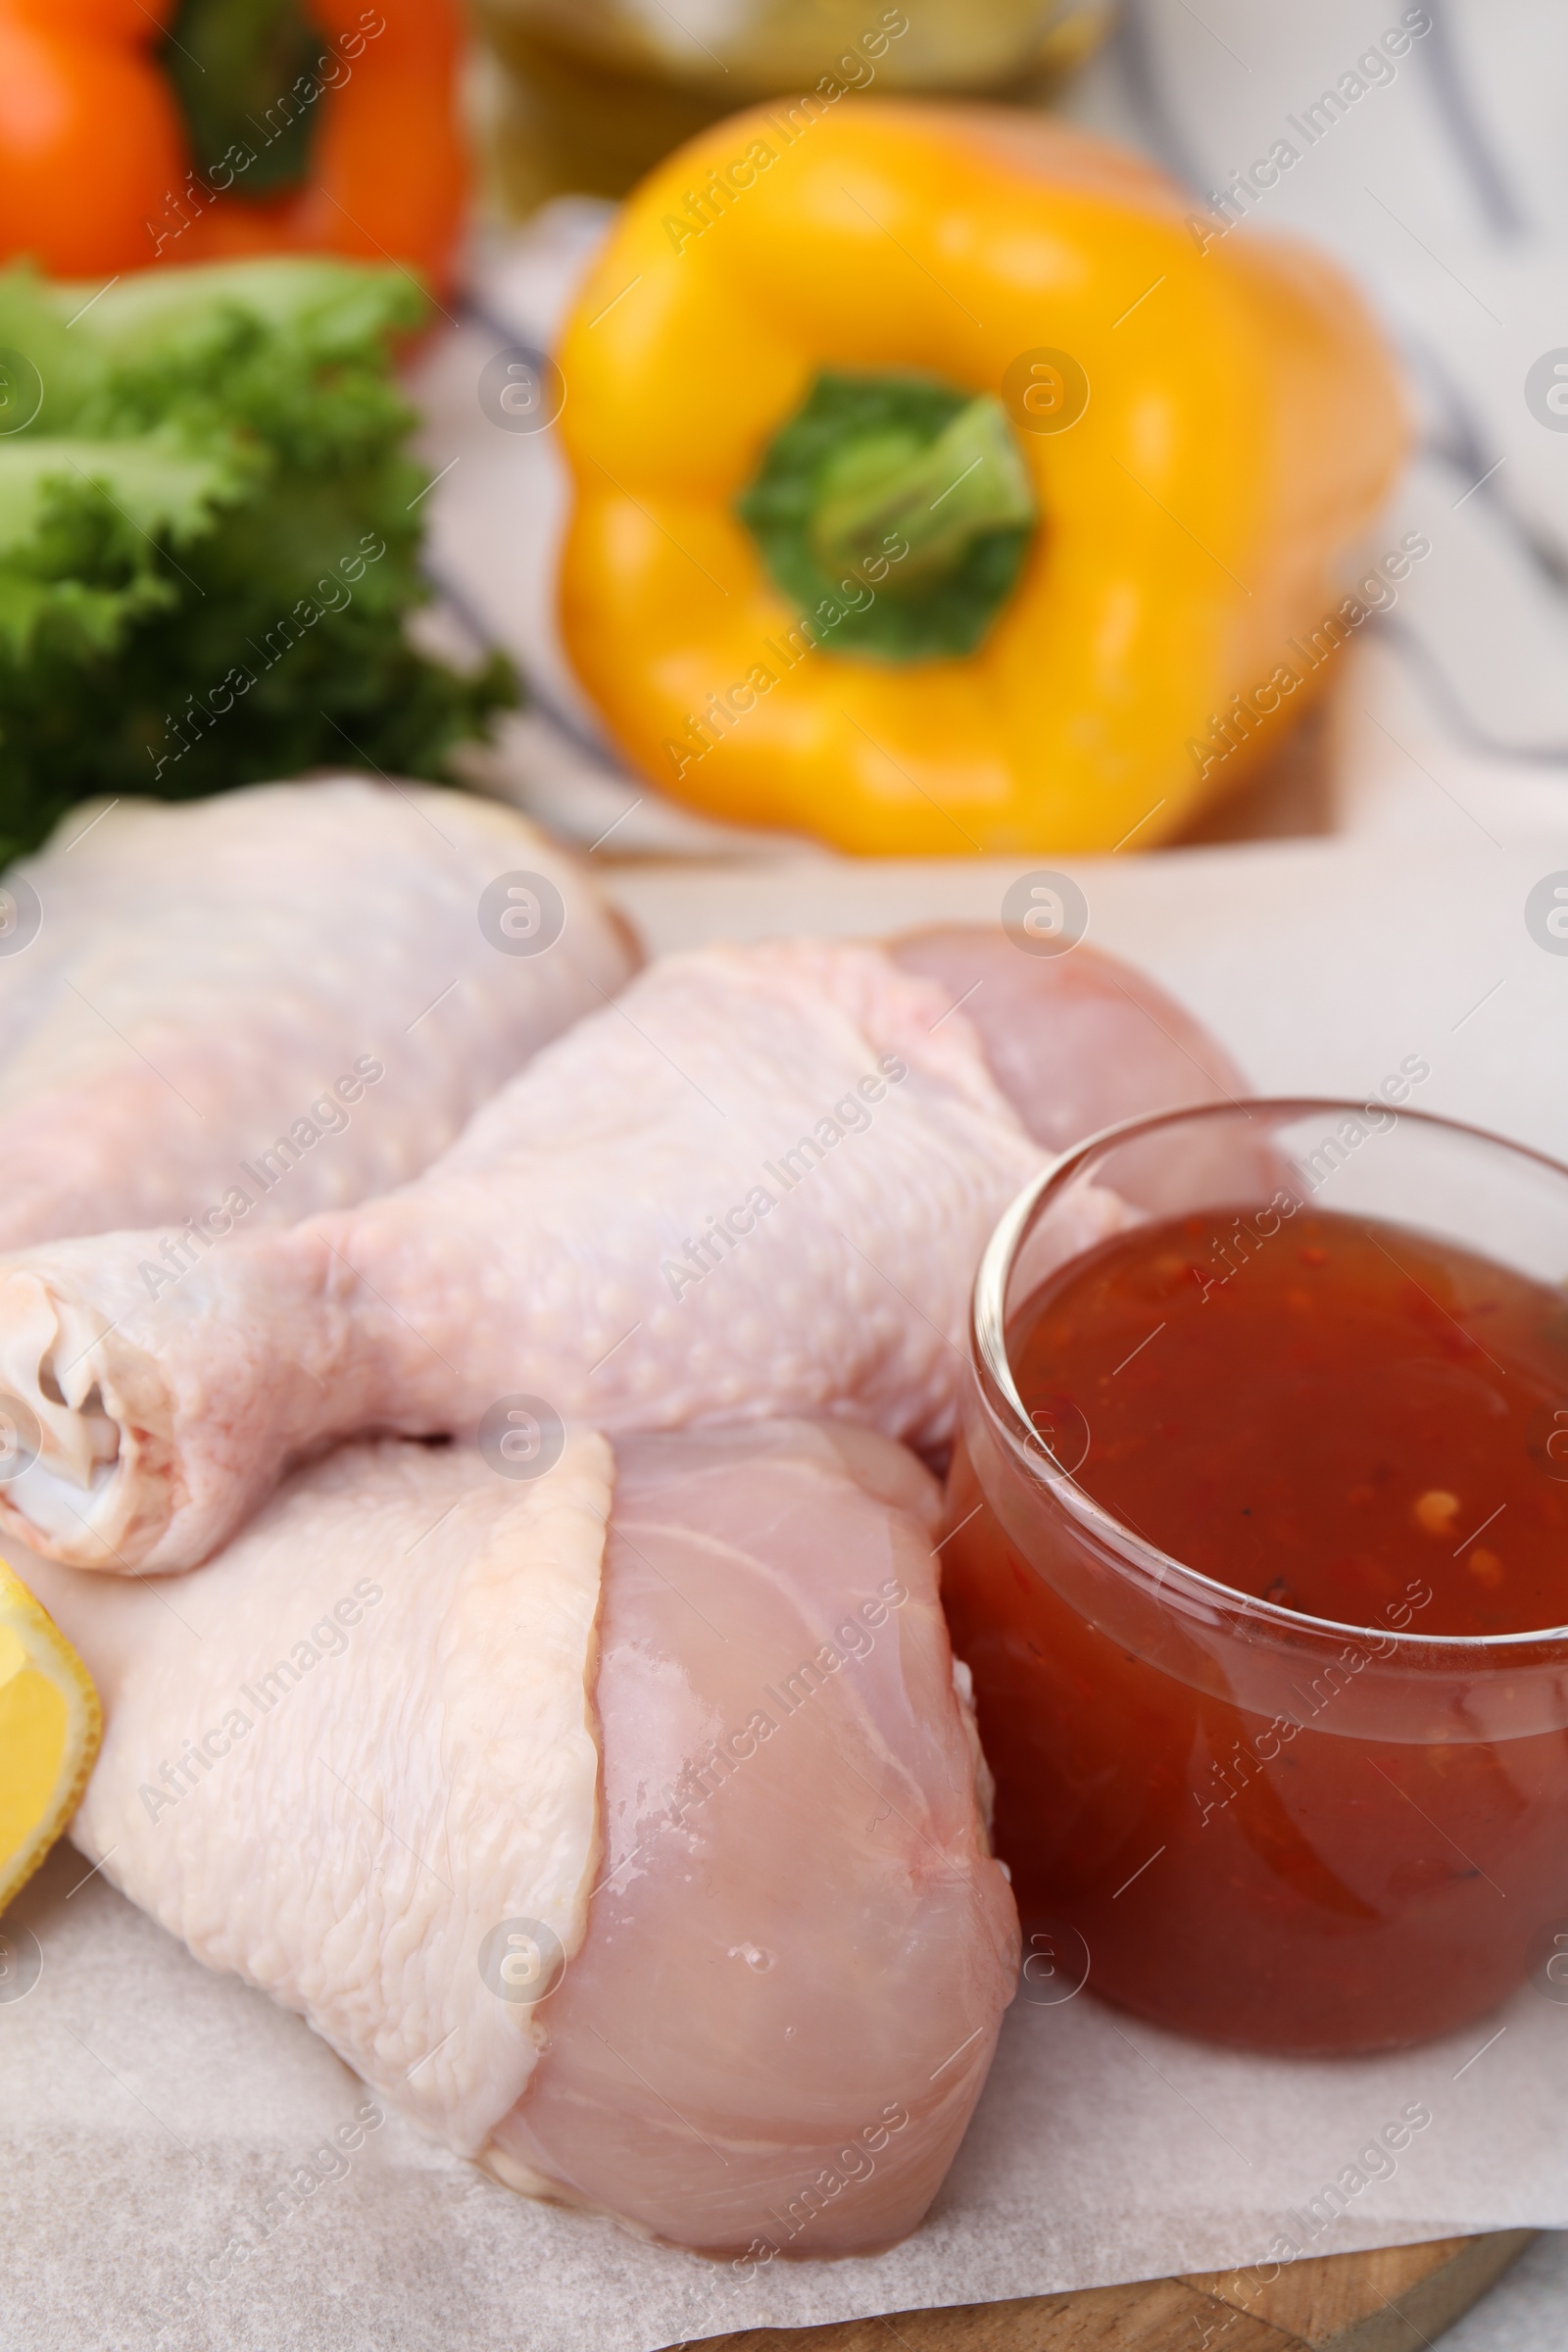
[0,1559,101,1914]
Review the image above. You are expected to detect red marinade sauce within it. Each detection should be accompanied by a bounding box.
[940,1202,1568,2053]
[1015,1206,1568,1638]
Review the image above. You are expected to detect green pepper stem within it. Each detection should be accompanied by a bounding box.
[808,394,1036,589]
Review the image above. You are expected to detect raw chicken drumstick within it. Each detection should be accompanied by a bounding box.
[886,926,1243,1153]
[0,929,1244,1572]
[24,1421,1018,2258]
[0,776,636,1247]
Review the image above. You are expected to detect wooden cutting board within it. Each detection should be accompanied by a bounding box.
[688,2230,1534,2352]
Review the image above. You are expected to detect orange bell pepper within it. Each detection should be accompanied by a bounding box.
[167,2,467,291]
[0,0,466,291]
[0,3,188,277]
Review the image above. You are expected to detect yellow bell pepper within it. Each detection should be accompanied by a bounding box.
[556,102,1406,855]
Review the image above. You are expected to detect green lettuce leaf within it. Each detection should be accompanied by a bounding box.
[0,259,514,859]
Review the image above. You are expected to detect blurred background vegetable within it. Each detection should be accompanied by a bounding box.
[555,104,1406,856]
[0,0,466,290]
[0,1,189,276]
[0,258,512,864]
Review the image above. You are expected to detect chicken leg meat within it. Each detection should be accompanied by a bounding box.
[24,1419,1018,2258]
[0,927,1243,1571]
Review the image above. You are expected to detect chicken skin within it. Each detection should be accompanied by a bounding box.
[0,927,1241,1573]
[23,1421,1017,2258]
[0,775,636,1246]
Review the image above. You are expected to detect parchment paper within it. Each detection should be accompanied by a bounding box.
[6,832,1568,2350]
